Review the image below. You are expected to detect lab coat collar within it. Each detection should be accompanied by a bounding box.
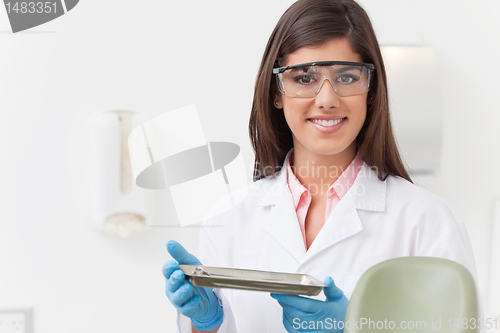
[259,150,387,264]
[258,150,386,210]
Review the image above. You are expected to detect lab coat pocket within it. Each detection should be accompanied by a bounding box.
[343,275,360,300]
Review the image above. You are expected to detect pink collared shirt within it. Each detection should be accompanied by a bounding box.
[286,149,364,246]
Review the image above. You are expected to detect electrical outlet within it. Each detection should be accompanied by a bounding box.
[0,308,33,333]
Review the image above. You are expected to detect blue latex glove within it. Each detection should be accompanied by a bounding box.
[162,240,223,331]
[271,277,348,333]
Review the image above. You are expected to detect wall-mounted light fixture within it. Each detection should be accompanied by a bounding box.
[381,46,443,175]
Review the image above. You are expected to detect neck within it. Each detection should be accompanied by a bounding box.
[290,143,357,197]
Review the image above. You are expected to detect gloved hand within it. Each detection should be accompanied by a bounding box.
[271,277,348,333]
[162,240,223,331]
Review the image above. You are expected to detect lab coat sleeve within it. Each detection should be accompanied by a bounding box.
[425,210,487,333]
[176,199,238,333]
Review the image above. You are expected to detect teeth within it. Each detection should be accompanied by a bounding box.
[310,118,345,127]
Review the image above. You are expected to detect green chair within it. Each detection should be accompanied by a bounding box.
[344,257,478,333]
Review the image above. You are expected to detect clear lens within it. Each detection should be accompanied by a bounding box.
[279,64,373,98]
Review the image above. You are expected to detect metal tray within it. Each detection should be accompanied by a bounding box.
[179,265,325,296]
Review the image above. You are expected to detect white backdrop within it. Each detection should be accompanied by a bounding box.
[0,0,499,332]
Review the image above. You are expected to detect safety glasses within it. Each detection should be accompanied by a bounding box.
[273,61,375,98]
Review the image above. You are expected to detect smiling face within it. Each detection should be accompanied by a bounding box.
[275,38,368,162]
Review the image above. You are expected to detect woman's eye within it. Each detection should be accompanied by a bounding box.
[337,74,359,84]
[293,75,316,85]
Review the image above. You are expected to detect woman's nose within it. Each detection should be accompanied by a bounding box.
[314,78,340,109]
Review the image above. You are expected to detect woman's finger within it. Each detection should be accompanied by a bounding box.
[179,294,201,313]
[271,293,320,313]
[166,240,203,266]
[166,269,186,292]
[279,302,308,318]
[162,260,179,279]
[323,276,344,301]
[170,282,194,307]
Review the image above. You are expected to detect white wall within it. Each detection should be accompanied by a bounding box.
[0,0,498,332]
[358,0,500,321]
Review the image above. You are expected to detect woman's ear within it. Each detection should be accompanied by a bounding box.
[274,95,283,109]
[367,95,374,105]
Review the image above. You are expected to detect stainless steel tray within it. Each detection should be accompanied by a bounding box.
[179,265,325,296]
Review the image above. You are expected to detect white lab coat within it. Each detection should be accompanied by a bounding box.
[177,152,483,333]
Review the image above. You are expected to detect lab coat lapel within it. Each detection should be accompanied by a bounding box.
[259,153,307,264]
[302,187,362,263]
[258,158,387,265]
[302,162,387,263]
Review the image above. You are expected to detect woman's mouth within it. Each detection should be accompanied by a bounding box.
[308,117,347,133]
[308,117,346,127]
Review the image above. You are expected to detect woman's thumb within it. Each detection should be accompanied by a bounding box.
[323,276,344,301]
[166,240,203,266]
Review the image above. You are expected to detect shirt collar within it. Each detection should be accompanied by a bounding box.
[286,148,364,209]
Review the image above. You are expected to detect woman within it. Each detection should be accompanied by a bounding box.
[163,0,481,332]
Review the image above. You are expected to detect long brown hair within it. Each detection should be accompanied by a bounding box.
[249,0,412,183]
